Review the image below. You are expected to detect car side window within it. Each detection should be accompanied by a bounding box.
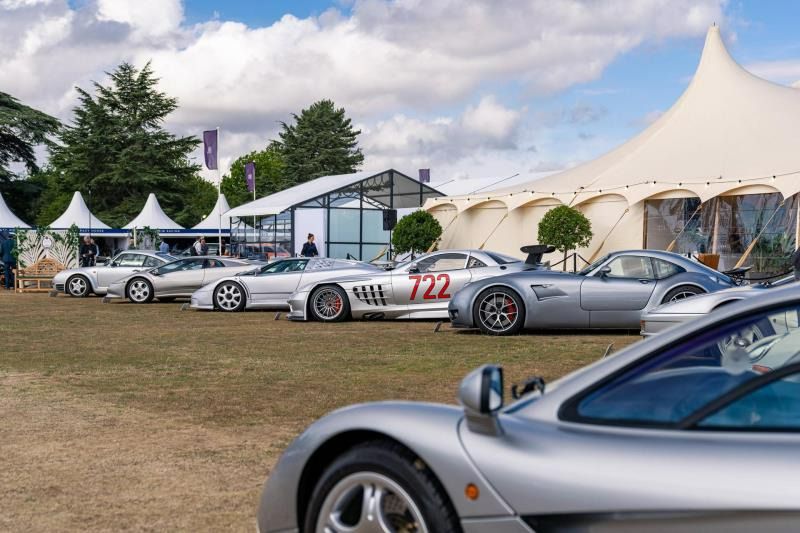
[652,258,684,279]
[562,303,800,429]
[604,255,655,280]
[180,259,205,271]
[204,259,224,268]
[467,256,487,268]
[116,253,145,267]
[143,256,163,268]
[416,253,468,273]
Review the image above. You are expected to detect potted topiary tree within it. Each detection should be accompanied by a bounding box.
[537,205,593,271]
[391,210,443,259]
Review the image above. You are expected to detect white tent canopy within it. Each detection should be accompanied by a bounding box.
[0,193,30,229]
[50,191,110,229]
[192,193,233,230]
[124,193,183,230]
[427,25,800,210]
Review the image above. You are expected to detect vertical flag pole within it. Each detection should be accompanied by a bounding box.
[217,126,222,254]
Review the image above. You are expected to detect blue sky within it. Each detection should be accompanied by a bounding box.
[4,0,800,182]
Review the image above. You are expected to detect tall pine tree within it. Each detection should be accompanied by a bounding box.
[48,62,212,227]
[278,100,363,186]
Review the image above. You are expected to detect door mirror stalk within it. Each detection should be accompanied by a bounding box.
[459,365,504,436]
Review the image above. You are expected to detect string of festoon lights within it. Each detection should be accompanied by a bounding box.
[431,169,800,203]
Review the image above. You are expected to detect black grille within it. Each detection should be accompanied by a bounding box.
[54,283,65,292]
[353,285,387,306]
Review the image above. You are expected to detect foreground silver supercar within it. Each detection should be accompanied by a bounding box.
[258,284,800,533]
[52,250,176,297]
[448,249,735,335]
[190,258,381,312]
[286,248,546,322]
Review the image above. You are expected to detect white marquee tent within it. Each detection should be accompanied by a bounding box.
[0,193,30,229]
[50,191,114,231]
[124,193,183,231]
[425,26,800,274]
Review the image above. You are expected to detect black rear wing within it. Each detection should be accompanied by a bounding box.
[521,245,556,266]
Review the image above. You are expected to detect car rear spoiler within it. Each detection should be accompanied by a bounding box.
[721,265,751,284]
[520,245,556,266]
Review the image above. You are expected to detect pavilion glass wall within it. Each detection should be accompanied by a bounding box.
[230,211,293,259]
[645,192,798,276]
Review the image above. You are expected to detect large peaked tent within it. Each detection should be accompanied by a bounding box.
[0,193,30,229]
[124,193,183,230]
[426,26,800,273]
[50,191,111,230]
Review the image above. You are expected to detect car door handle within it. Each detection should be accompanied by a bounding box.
[132,269,140,272]
[638,279,650,284]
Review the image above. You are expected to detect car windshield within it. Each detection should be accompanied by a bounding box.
[572,302,800,429]
[577,255,609,276]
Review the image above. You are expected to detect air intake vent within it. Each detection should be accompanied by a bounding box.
[353,285,387,306]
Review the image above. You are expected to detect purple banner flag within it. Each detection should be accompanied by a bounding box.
[203,129,218,170]
[245,162,256,193]
[418,168,430,183]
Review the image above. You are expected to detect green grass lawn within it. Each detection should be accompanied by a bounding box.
[0,291,640,531]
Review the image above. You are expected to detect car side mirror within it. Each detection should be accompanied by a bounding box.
[599,266,612,278]
[459,364,504,436]
[109,261,118,267]
[408,263,419,273]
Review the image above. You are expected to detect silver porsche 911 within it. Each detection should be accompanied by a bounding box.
[286,248,547,322]
[641,275,798,336]
[106,256,257,303]
[448,250,735,335]
[258,283,800,533]
[189,257,382,312]
[52,250,176,297]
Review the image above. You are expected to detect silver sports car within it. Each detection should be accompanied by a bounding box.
[190,257,382,312]
[448,249,735,335]
[52,250,176,297]
[257,283,800,533]
[286,248,546,322]
[106,256,256,303]
[642,276,798,336]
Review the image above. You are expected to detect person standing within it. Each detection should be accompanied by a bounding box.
[300,233,319,257]
[159,240,169,254]
[199,237,209,256]
[90,238,100,266]
[79,236,95,267]
[1,231,15,290]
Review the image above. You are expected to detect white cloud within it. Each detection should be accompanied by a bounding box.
[0,0,729,179]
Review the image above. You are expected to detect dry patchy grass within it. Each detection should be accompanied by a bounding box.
[0,291,639,531]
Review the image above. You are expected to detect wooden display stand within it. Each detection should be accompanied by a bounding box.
[15,258,64,293]
[697,253,720,270]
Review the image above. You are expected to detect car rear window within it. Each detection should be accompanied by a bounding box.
[485,252,520,265]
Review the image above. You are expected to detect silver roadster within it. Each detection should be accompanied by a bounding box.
[286,248,546,322]
[190,257,382,312]
[106,256,256,303]
[52,250,176,297]
[448,250,735,335]
[257,283,800,533]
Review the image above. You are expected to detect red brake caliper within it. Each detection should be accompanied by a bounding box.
[333,295,342,312]
[505,297,516,320]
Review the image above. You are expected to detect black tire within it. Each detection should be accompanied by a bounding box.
[473,286,526,336]
[662,285,704,304]
[303,441,459,533]
[213,281,246,312]
[66,275,91,297]
[126,277,154,304]
[308,285,350,322]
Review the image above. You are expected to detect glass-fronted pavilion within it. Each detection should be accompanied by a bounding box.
[224,169,442,260]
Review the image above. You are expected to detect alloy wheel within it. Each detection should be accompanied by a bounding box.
[314,288,344,320]
[215,283,243,311]
[316,472,428,533]
[129,280,151,302]
[477,291,519,333]
[68,277,88,296]
[669,290,698,302]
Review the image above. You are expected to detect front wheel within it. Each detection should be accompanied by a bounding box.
[473,287,525,336]
[66,275,91,297]
[662,285,704,304]
[127,278,154,304]
[214,281,246,312]
[304,441,459,533]
[309,285,350,322]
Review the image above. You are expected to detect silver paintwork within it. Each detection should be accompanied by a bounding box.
[448,250,734,333]
[287,249,536,321]
[257,283,800,533]
[641,276,798,337]
[105,256,257,302]
[52,251,175,296]
[189,258,380,311]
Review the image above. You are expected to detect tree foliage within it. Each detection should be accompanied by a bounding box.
[279,100,363,187]
[220,141,285,207]
[46,62,210,227]
[537,205,593,267]
[0,91,60,217]
[391,210,442,257]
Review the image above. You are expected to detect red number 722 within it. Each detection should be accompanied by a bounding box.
[409,273,451,300]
